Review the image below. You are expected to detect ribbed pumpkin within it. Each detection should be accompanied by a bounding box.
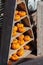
[18,40,24,45]
[24,45,30,50]
[18,34,24,40]
[18,27,25,32]
[17,48,24,56]
[11,43,20,49]
[16,23,24,28]
[10,55,19,61]
[24,35,31,41]
[12,31,17,37]
[19,11,26,17]
[14,15,20,21]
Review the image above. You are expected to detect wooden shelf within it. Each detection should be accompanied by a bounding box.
[8,50,32,59]
[8,38,33,60]
[8,0,34,61]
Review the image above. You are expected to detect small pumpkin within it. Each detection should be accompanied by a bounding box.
[10,55,19,61]
[14,15,20,21]
[17,49,24,56]
[18,27,25,32]
[18,34,24,40]
[24,45,30,50]
[16,23,24,28]
[19,11,26,17]
[24,35,31,41]
[11,43,20,49]
[12,26,17,31]
[12,39,18,44]
[12,31,17,37]
[18,40,24,45]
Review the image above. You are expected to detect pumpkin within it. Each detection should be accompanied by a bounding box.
[15,10,19,15]
[12,26,17,31]
[11,43,20,49]
[24,35,31,41]
[12,31,17,37]
[14,15,20,21]
[17,49,24,56]
[16,23,24,28]
[10,55,19,61]
[19,11,26,17]
[12,39,18,44]
[24,45,30,50]
[18,27,25,32]
[18,40,24,45]
[18,34,24,40]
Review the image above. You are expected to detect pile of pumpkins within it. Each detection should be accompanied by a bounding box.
[12,23,25,36]
[10,45,30,61]
[11,34,31,50]
[14,10,26,21]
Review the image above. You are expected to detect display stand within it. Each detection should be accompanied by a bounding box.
[8,0,34,63]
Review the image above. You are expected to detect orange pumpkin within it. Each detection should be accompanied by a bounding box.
[12,31,17,37]
[24,35,31,41]
[12,26,17,32]
[15,10,19,15]
[18,40,24,45]
[10,55,19,61]
[18,27,25,32]
[24,45,30,50]
[16,23,24,28]
[19,11,26,17]
[18,34,24,40]
[12,39,18,44]
[17,49,24,56]
[14,15,20,21]
[11,43,20,49]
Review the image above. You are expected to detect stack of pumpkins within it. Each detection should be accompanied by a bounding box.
[10,45,30,61]
[11,34,31,50]
[10,33,31,61]
[14,10,26,21]
[12,23,26,36]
